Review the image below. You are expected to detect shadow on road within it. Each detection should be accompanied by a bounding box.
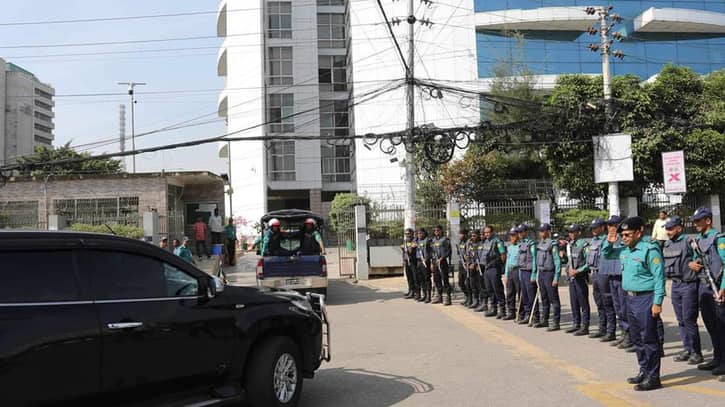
[661,367,722,388]
[325,280,404,306]
[301,368,434,407]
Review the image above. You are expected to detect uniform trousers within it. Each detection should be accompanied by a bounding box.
[627,292,661,380]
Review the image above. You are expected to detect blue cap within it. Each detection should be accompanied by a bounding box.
[618,216,644,232]
[537,223,552,232]
[664,216,683,229]
[689,206,712,221]
[607,215,624,225]
[515,224,527,233]
[590,218,606,229]
[567,223,582,232]
[509,227,518,235]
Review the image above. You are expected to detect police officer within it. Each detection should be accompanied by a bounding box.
[457,229,471,306]
[416,228,433,303]
[566,224,592,336]
[432,225,453,306]
[466,229,483,310]
[504,227,521,321]
[592,216,621,344]
[517,225,540,325]
[534,223,562,331]
[688,207,725,376]
[401,228,419,300]
[480,226,507,318]
[602,216,665,391]
[663,216,703,364]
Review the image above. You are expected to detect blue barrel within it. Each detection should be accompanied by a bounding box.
[212,244,224,255]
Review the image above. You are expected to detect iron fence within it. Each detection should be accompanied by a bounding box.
[53,196,141,227]
[461,200,536,238]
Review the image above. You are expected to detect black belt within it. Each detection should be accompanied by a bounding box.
[670,278,697,284]
[627,290,654,297]
[608,275,622,280]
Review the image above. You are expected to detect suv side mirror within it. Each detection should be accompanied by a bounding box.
[207,275,225,299]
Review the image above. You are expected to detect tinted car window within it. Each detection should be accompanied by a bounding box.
[163,263,199,297]
[81,250,166,300]
[0,250,79,303]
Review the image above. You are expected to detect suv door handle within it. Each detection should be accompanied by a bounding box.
[107,322,143,330]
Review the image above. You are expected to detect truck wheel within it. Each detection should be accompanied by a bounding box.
[245,336,303,407]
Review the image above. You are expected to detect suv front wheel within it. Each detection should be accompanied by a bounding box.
[246,336,304,407]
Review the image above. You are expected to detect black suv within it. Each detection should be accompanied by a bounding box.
[0,231,330,407]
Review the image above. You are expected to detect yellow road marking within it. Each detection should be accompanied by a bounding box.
[661,376,725,397]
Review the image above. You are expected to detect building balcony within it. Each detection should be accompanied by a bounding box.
[217,91,228,119]
[217,46,227,77]
[634,8,725,34]
[475,7,598,32]
[217,1,227,37]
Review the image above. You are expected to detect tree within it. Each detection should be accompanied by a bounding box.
[328,193,370,232]
[16,143,123,177]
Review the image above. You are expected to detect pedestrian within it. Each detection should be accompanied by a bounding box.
[193,215,211,260]
[174,237,194,264]
[415,228,433,304]
[402,228,419,300]
[457,229,471,306]
[224,217,237,266]
[534,223,562,331]
[602,216,665,391]
[209,208,224,245]
[565,224,592,337]
[504,227,521,321]
[479,226,506,318]
[591,216,621,345]
[652,210,669,249]
[466,229,483,310]
[172,238,180,253]
[432,225,453,306]
[516,225,540,326]
[687,207,725,377]
[159,237,168,250]
[663,215,704,365]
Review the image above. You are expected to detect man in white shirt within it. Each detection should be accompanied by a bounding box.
[208,208,224,245]
[651,210,669,249]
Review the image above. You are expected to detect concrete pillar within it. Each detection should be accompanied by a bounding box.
[143,211,160,244]
[707,194,721,230]
[620,197,638,217]
[447,201,461,267]
[309,189,322,215]
[354,205,369,280]
[48,215,67,231]
[534,199,552,224]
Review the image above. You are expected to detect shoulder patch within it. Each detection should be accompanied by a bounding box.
[719,242,725,250]
[652,257,661,265]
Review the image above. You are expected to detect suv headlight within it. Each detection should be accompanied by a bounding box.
[291,299,314,313]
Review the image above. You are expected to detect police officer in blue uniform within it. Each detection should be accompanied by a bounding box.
[687,207,725,376]
[401,228,419,300]
[594,216,622,345]
[535,223,562,331]
[505,227,522,321]
[602,216,666,391]
[466,229,483,310]
[517,225,540,325]
[663,215,703,364]
[432,225,453,306]
[566,224,592,336]
[480,226,507,318]
[457,229,471,306]
[415,228,433,303]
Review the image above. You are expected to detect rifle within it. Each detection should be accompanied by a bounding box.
[689,237,723,303]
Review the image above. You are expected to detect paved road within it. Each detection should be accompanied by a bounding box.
[223,260,725,406]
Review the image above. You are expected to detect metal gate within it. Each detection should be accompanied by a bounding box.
[328,208,356,279]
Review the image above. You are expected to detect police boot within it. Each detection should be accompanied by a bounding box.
[432,292,443,304]
[600,332,617,342]
[565,325,580,334]
[534,320,548,329]
[503,311,516,321]
[444,293,452,306]
[404,289,414,299]
[573,325,590,336]
[589,329,605,339]
[618,333,633,349]
[468,296,479,309]
[424,289,432,304]
[484,306,497,317]
[611,331,626,347]
[547,320,560,332]
[474,299,487,313]
[496,308,505,319]
[415,288,423,302]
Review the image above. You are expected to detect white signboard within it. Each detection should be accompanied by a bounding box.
[593,134,634,183]
[662,150,687,194]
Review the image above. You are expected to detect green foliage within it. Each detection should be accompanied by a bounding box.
[552,209,609,230]
[464,212,538,234]
[684,129,725,195]
[17,143,123,177]
[69,223,144,239]
[328,193,370,232]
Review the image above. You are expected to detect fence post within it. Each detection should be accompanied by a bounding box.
[143,211,160,244]
[706,194,721,230]
[534,199,552,224]
[354,205,369,281]
[620,197,638,217]
[447,201,461,268]
[48,215,67,231]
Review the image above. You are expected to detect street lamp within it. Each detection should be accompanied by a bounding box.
[118,81,146,173]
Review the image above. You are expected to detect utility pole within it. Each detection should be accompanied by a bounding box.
[118,81,146,173]
[404,0,416,231]
[586,6,624,216]
[119,104,126,171]
[227,140,233,218]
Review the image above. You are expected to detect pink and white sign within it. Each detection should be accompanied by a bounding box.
[662,151,687,194]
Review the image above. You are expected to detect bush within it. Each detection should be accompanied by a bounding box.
[328,193,370,232]
[552,209,609,230]
[463,212,538,234]
[69,223,144,239]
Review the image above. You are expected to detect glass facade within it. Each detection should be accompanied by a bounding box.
[475,0,725,79]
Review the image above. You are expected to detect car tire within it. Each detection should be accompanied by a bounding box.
[245,336,303,407]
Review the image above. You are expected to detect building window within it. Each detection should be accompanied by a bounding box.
[268,47,293,86]
[269,141,296,181]
[268,93,294,133]
[317,0,345,5]
[34,123,52,133]
[321,144,351,182]
[34,135,52,146]
[317,13,345,48]
[318,55,347,92]
[54,197,140,226]
[319,100,348,137]
[34,111,52,122]
[34,88,53,99]
[34,99,52,110]
[268,1,292,39]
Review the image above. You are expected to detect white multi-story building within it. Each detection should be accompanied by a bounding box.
[217,0,356,227]
[0,58,55,166]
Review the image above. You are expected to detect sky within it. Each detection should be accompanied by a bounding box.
[1,0,227,174]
